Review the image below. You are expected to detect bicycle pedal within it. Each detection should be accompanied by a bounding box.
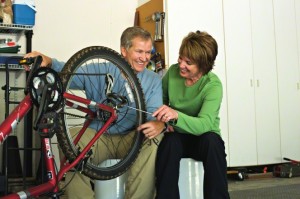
[19,57,35,65]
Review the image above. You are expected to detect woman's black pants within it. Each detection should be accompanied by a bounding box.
[155,132,230,199]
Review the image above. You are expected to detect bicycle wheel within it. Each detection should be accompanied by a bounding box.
[56,46,146,180]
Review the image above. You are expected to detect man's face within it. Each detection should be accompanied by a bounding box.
[121,36,152,73]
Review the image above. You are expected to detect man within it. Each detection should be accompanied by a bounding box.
[24,26,165,199]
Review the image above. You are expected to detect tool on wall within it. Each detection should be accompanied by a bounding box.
[147,45,165,73]
[149,52,165,72]
[152,12,165,41]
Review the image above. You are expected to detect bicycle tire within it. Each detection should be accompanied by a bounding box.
[56,46,146,180]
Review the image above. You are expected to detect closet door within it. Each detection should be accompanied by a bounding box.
[224,0,282,166]
[250,0,281,165]
[223,0,257,166]
[274,0,300,161]
[164,0,229,161]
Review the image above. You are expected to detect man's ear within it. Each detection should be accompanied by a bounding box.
[120,47,127,57]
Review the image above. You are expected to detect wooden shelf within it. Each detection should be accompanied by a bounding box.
[136,0,165,62]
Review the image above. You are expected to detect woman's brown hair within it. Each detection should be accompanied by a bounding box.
[179,30,218,75]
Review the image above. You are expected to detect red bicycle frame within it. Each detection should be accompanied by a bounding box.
[0,92,117,198]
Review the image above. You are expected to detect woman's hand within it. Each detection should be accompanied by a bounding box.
[152,105,178,123]
[23,51,52,71]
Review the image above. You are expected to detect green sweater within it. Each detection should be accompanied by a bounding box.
[163,63,223,136]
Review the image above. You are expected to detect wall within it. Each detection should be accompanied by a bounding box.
[0,0,138,174]
[33,0,137,61]
[138,0,151,7]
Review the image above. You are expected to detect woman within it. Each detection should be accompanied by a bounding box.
[153,31,230,199]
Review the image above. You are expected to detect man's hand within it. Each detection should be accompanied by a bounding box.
[23,51,52,71]
[137,120,165,139]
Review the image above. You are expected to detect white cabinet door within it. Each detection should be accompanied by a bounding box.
[164,0,229,161]
[274,0,300,161]
[166,0,298,167]
[250,0,281,164]
[224,0,281,166]
[223,0,257,166]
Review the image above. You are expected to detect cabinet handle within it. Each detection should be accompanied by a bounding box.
[256,80,260,87]
[297,82,300,90]
[250,79,253,87]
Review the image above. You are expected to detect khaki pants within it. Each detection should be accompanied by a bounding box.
[63,127,163,199]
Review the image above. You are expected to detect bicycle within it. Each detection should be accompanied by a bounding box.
[0,46,147,198]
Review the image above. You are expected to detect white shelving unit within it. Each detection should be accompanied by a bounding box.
[0,22,34,195]
[0,23,33,69]
[0,23,33,33]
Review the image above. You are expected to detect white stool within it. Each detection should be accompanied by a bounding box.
[94,159,128,199]
[179,158,204,199]
[94,158,204,199]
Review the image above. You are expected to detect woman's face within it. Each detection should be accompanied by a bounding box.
[178,56,201,79]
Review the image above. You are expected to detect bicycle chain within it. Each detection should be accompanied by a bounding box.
[60,111,87,119]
